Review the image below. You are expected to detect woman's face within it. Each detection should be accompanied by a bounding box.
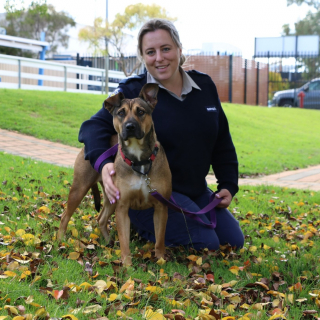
[141,29,182,86]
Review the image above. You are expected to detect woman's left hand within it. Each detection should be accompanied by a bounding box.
[215,189,232,208]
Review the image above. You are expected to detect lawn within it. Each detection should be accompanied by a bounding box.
[1,152,320,319]
[1,88,320,318]
[1,89,320,176]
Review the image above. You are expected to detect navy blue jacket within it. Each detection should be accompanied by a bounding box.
[78,70,239,198]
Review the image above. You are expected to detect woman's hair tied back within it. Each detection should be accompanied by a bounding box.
[137,18,186,66]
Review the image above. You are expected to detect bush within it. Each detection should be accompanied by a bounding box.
[268,71,290,100]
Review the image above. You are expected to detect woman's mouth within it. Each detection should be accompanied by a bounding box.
[156,65,169,70]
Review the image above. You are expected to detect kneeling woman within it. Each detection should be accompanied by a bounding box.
[78,19,244,251]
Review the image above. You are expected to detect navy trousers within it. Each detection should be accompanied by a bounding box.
[128,188,244,251]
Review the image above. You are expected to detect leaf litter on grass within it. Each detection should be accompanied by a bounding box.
[1,154,320,319]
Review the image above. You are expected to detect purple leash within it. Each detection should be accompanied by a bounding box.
[94,144,221,228]
[151,191,221,228]
[94,144,119,172]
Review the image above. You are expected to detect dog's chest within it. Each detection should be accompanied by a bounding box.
[126,174,151,209]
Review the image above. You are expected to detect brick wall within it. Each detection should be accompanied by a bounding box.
[183,55,268,106]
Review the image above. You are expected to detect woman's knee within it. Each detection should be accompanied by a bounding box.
[214,208,244,249]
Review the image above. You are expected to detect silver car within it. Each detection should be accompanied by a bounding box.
[271,78,320,109]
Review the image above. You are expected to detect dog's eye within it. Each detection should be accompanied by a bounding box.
[137,109,145,116]
[117,110,125,117]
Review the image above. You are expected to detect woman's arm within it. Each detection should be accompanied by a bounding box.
[209,80,239,199]
[78,105,116,173]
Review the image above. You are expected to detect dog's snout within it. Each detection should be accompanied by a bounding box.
[121,118,144,140]
[125,122,136,131]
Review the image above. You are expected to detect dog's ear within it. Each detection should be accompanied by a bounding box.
[104,91,125,114]
[139,83,159,109]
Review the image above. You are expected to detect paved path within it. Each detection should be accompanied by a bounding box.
[1,128,320,191]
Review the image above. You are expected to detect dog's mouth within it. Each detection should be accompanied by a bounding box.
[121,124,145,141]
[121,132,144,141]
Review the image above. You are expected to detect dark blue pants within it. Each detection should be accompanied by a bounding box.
[128,188,244,251]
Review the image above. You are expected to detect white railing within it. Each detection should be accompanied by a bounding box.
[0,54,127,94]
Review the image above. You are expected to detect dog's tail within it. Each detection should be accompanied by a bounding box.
[91,184,101,212]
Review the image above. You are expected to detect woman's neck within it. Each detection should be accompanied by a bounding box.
[158,69,183,97]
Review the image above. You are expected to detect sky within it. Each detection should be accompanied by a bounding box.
[0,0,314,58]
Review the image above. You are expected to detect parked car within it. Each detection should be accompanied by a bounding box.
[271,78,320,109]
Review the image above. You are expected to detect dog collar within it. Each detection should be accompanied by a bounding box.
[120,144,159,174]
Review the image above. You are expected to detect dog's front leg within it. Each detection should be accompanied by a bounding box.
[115,203,132,266]
[153,203,168,260]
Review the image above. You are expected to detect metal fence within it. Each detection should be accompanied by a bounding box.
[76,54,145,75]
[0,53,126,94]
[268,53,320,107]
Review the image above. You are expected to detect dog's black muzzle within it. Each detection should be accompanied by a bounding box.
[122,119,144,140]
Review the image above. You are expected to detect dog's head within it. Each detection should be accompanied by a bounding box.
[104,83,159,141]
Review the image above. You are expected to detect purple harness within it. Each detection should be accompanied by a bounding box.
[94,144,221,228]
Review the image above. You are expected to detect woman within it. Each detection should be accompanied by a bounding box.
[79,19,244,251]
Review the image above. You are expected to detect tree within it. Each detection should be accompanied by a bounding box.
[78,3,176,76]
[281,0,320,80]
[269,71,290,99]
[287,0,320,10]
[0,0,76,57]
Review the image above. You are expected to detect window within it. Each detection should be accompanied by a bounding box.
[309,81,320,91]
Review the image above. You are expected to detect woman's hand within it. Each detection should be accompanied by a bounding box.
[101,163,120,204]
[215,189,232,208]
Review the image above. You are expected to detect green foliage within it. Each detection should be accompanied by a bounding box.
[287,0,320,10]
[268,72,290,99]
[282,23,291,36]
[78,17,110,56]
[1,89,320,177]
[114,3,177,31]
[0,0,75,56]
[283,0,320,81]
[291,10,320,80]
[78,4,176,76]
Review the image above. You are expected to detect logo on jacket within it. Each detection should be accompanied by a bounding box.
[108,88,123,97]
[206,106,217,112]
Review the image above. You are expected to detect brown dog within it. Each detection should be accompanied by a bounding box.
[58,83,171,266]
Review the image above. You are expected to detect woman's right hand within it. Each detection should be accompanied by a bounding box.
[102,163,120,204]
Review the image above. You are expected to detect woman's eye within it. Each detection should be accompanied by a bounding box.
[146,50,154,55]
[163,47,170,52]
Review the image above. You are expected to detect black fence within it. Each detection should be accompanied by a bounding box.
[267,53,320,109]
[76,54,145,74]
[75,54,145,92]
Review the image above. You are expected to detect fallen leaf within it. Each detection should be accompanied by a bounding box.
[68,252,80,260]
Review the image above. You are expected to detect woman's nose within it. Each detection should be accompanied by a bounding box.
[155,50,164,62]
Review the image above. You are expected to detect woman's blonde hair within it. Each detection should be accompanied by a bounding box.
[137,19,186,67]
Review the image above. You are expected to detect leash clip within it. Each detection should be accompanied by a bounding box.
[145,175,156,193]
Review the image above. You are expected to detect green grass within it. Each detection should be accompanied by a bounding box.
[223,103,320,176]
[1,152,320,319]
[0,89,104,148]
[1,89,320,176]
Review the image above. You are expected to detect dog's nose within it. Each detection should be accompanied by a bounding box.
[125,122,136,131]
